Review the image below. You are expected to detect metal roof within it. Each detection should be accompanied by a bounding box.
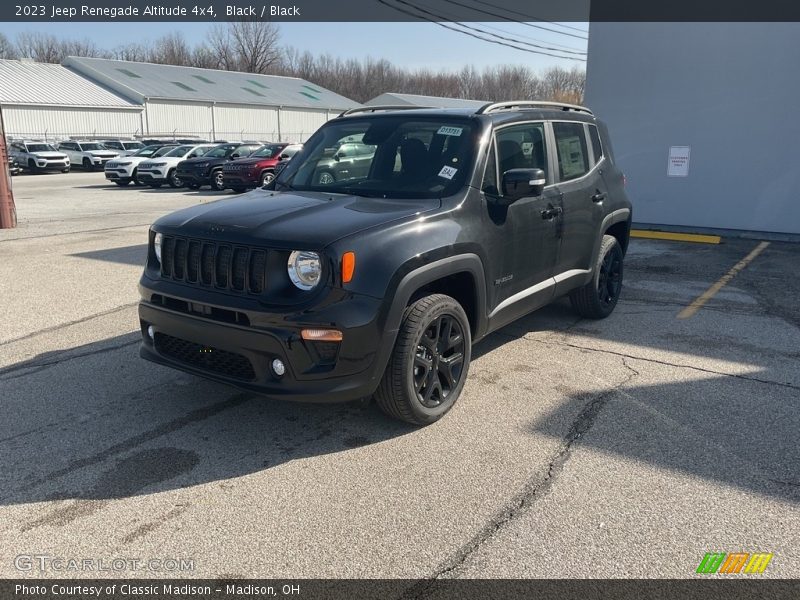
[366,92,487,109]
[63,57,360,111]
[0,60,140,109]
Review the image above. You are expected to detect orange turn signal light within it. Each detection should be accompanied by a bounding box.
[341,251,356,284]
[301,329,343,342]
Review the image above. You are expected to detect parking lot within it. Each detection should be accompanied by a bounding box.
[0,171,798,579]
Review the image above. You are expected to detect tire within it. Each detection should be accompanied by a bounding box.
[316,170,335,185]
[114,180,131,186]
[28,159,38,173]
[260,170,275,187]
[82,158,92,171]
[375,294,471,425]
[132,168,141,186]
[569,234,624,319]
[167,169,182,188]
[212,169,226,191]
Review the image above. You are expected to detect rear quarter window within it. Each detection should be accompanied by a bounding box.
[588,125,603,165]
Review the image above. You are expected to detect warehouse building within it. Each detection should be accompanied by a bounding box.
[63,57,360,142]
[0,59,143,141]
[586,23,800,237]
[366,92,486,109]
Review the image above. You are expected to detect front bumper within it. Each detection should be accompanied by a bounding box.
[105,169,132,180]
[137,170,168,183]
[176,169,211,185]
[222,173,258,187]
[33,161,69,171]
[137,279,391,403]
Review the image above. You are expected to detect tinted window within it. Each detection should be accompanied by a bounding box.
[553,122,589,181]
[495,122,549,180]
[28,143,55,152]
[276,117,477,199]
[123,142,144,150]
[164,145,194,157]
[81,143,105,151]
[251,144,286,158]
[105,141,122,150]
[588,125,603,165]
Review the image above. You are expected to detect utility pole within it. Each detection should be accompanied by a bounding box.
[0,105,17,229]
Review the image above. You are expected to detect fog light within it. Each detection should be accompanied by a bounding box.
[301,329,343,342]
[147,325,155,340]
[271,358,286,377]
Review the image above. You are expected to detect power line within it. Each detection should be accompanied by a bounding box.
[387,0,586,58]
[467,0,589,34]
[438,0,589,41]
[377,0,586,61]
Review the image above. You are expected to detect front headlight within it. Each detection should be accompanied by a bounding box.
[153,232,163,264]
[196,162,210,169]
[287,251,322,290]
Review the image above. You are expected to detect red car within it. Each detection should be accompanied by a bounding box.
[222,143,302,191]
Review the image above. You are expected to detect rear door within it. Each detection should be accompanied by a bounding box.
[552,121,606,277]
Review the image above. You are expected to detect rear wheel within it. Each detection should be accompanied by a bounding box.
[569,234,624,319]
[168,169,182,188]
[132,168,141,185]
[375,294,471,425]
[316,170,335,185]
[82,158,92,171]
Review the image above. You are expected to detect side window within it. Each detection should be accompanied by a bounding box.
[481,143,499,196]
[553,122,589,181]
[588,125,603,165]
[495,123,549,181]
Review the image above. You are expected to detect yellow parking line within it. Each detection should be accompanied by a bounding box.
[678,241,770,319]
[631,230,721,244]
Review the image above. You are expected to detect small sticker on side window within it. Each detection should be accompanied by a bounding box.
[437,126,463,137]
[438,165,458,179]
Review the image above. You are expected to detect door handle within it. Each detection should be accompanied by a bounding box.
[541,206,562,220]
[591,192,607,203]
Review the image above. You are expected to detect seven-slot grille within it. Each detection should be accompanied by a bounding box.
[160,235,267,294]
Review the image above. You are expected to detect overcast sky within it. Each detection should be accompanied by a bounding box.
[2,22,589,71]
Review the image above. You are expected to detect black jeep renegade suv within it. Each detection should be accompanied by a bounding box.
[139,101,632,425]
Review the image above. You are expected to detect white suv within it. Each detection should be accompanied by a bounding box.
[104,144,178,186]
[8,140,71,173]
[100,139,146,157]
[57,140,119,171]
[137,144,215,188]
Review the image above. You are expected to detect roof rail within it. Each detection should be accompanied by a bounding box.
[476,101,593,116]
[338,105,434,117]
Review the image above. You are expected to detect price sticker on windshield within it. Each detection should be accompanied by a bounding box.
[437,126,463,137]
[438,166,458,179]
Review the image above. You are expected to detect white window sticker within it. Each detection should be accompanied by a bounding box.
[437,126,463,137]
[438,165,458,180]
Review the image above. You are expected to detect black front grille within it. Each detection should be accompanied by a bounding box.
[159,235,268,294]
[154,333,256,381]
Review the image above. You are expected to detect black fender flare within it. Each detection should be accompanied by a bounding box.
[367,254,488,388]
[588,208,632,276]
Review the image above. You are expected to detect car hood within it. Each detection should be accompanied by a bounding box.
[87,151,117,157]
[31,152,67,159]
[179,156,225,166]
[153,189,441,248]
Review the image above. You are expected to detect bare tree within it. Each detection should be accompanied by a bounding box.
[0,32,16,59]
[15,32,62,63]
[208,21,281,74]
[148,32,192,66]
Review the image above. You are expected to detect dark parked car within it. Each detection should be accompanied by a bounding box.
[176,143,262,191]
[9,155,21,176]
[139,101,631,425]
[222,143,302,191]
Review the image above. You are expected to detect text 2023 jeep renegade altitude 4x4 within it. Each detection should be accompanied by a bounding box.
[139,101,632,425]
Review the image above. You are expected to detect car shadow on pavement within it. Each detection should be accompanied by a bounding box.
[70,244,148,267]
[0,332,416,510]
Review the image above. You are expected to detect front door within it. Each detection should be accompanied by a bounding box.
[480,122,561,330]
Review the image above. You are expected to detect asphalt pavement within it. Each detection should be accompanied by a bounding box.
[0,171,797,581]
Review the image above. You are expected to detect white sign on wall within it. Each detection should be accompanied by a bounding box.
[668,146,691,177]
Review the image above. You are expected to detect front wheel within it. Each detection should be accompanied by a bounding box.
[82,158,92,171]
[212,169,226,191]
[316,170,335,185]
[569,234,624,319]
[168,169,182,188]
[375,294,471,426]
[260,171,275,187]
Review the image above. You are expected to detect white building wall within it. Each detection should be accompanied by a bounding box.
[213,104,280,141]
[144,100,213,138]
[278,108,332,143]
[2,105,142,141]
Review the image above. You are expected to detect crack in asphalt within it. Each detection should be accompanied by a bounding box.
[532,337,800,392]
[0,337,140,381]
[0,302,138,348]
[0,223,152,243]
[400,357,638,598]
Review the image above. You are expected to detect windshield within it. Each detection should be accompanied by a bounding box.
[26,144,56,152]
[81,143,105,151]
[203,145,237,158]
[134,146,159,157]
[251,144,286,158]
[164,145,194,157]
[123,142,144,150]
[274,116,478,199]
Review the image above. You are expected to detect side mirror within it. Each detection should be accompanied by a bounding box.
[501,168,546,202]
[230,153,240,159]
